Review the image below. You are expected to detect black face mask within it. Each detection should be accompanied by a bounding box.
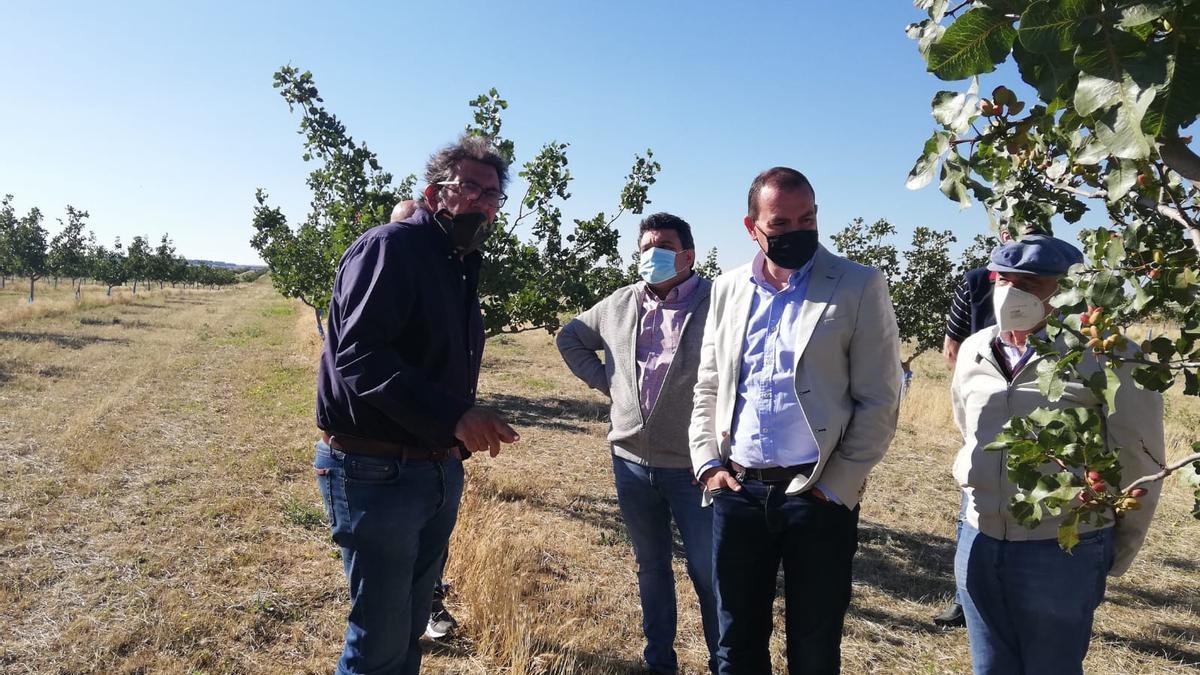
[758,228,819,269]
[434,209,492,255]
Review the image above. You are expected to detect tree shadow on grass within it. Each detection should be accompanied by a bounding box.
[1094,628,1200,666]
[477,392,609,433]
[0,330,129,349]
[854,522,957,604]
[1104,581,1200,614]
[1159,555,1199,573]
[489,477,959,627]
[163,297,212,305]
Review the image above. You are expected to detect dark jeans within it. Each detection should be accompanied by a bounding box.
[956,523,1113,675]
[710,478,859,675]
[612,456,720,674]
[314,441,464,675]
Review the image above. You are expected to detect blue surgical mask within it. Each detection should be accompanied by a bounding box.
[638,247,679,284]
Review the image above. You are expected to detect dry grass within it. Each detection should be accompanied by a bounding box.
[1,282,1197,674]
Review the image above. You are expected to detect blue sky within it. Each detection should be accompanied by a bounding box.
[1,2,1097,267]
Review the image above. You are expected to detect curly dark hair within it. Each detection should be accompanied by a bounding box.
[424,134,511,191]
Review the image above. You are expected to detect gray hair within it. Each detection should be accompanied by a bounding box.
[424,134,511,191]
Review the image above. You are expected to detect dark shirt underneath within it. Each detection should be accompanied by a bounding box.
[945,266,995,343]
[316,208,484,448]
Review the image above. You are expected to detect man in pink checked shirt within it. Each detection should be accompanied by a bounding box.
[557,213,718,675]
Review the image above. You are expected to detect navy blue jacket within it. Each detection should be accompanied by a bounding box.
[316,208,484,448]
[945,266,996,343]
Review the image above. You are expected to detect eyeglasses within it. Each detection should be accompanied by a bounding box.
[438,180,508,207]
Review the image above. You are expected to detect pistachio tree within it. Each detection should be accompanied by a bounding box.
[91,237,127,296]
[465,88,661,336]
[252,70,660,338]
[832,217,958,370]
[10,206,48,303]
[907,0,1200,547]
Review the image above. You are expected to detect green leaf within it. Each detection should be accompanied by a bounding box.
[931,79,980,133]
[1104,233,1126,267]
[1012,40,1080,105]
[1086,270,1126,308]
[1018,0,1098,54]
[1058,511,1081,551]
[1132,364,1175,392]
[1097,366,1120,413]
[939,169,973,208]
[1037,357,1069,401]
[927,8,1018,80]
[907,131,952,190]
[1095,85,1156,159]
[1117,1,1176,28]
[1011,497,1041,527]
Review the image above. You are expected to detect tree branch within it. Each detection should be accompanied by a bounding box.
[1057,182,1200,255]
[945,0,973,18]
[1121,451,1200,493]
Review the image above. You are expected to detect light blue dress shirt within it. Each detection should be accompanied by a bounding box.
[730,253,819,467]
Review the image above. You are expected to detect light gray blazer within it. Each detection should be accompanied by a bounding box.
[556,278,712,469]
[689,246,902,508]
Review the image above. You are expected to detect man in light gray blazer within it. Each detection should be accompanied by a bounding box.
[690,167,901,674]
[558,213,718,675]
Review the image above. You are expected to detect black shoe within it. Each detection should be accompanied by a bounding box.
[933,602,965,628]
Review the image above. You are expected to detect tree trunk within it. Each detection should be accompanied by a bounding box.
[312,305,326,340]
[28,277,35,303]
[52,276,58,290]
[133,279,139,295]
[107,285,113,297]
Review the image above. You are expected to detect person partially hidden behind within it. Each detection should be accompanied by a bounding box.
[950,235,1165,674]
[314,135,520,675]
[558,212,719,674]
[935,221,1046,629]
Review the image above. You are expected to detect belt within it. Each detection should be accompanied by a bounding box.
[321,432,453,462]
[728,460,816,484]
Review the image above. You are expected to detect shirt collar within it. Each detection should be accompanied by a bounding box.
[748,250,815,292]
[996,327,1047,352]
[640,270,700,304]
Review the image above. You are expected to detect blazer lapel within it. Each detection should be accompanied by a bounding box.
[725,275,755,389]
[792,247,843,364]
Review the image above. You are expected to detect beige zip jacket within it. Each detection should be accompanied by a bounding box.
[951,326,1165,575]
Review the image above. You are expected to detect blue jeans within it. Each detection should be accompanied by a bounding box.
[956,522,1113,675]
[710,478,858,675]
[612,456,719,674]
[314,441,465,675]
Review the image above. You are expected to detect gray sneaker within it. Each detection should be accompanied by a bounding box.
[423,585,458,640]
[424,607,458,639]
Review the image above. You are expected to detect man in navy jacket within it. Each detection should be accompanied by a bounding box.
[314,135,519,674]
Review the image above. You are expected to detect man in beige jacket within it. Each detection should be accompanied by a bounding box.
[951,235,1165,675]
[690,166,901,674]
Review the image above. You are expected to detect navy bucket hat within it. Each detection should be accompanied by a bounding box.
[987,234,1083,276]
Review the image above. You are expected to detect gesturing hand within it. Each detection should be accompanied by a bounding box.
[454,406,520,457]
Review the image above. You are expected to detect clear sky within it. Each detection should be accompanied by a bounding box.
[2,1,1099,267]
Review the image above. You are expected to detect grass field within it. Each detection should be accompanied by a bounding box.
[1,278,1197,673]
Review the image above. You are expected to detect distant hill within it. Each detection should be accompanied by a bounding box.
[188,259,267,271]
